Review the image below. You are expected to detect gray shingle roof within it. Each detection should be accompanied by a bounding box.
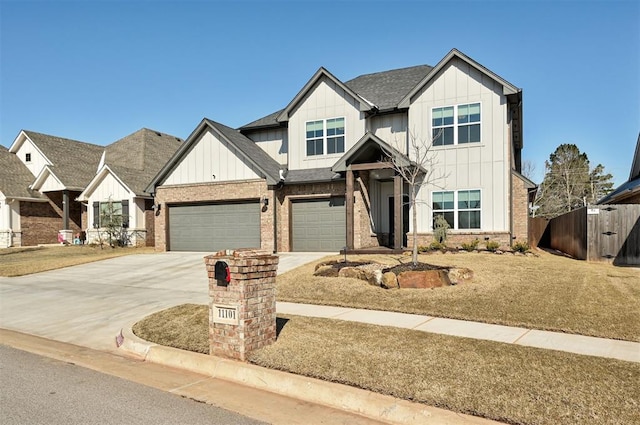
[104,128,182,196]
[344,64,433,111]
[0,148,43,200]
[240,64,433,130]
[284,168,342,184]
[240,110,283,131]
[204,119,282,184]
[23,131,105,191]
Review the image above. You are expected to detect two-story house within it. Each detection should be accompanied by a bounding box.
[146,49,534,252]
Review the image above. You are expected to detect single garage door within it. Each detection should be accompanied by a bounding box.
[292,197,345,251]
[168,202,260,251]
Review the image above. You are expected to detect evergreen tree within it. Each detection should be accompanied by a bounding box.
[533,144,614,218]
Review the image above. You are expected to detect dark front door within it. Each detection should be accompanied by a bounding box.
[388,195,409,248]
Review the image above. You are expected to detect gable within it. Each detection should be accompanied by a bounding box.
[162,128,263,186]
[287,76,367,170]
[35,168,65,192]
[87,170,131,201]
[10,132,51,178]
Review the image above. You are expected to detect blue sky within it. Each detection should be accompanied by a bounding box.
[1,0,638,186]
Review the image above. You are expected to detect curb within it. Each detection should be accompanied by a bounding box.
[119,327,499,425]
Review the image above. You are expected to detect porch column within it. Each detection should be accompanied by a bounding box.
[393,175,402,250]
[346,168,354,250]
[62,190,70,230]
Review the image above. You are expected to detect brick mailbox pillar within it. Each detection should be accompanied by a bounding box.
[204,249,279,361]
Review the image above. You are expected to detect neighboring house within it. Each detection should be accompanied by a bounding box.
[147,49,533,252]
[77,128,182,246]
[598,133,640,205]
[7,131,104,245]
[0,146,50,247]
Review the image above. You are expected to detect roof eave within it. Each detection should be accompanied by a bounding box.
[276,67,374,123]
[398,48,521,108]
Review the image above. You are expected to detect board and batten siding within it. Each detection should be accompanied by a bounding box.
[163,129,263,185]
[86,172,142,229]
[14,136,50,178]
[39,172,65,192]
[249,128,288,165]
[287,76,366,170]
[408,57,510,233]
[368,113,408,155]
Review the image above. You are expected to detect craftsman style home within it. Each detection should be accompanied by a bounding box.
[77,129,182,246]
[2,131,104,247]
[1,129,180,247]
[147,49,534,252]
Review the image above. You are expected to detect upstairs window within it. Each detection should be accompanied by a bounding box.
[432,190,481,230]
[306,117,345,156]
[25,153,32,162]
[432,103,481,146]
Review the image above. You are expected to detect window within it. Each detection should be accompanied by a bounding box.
[432,103,481,146]
[93,200,129,228]
[306,117,345,156]
[432,190,481,229]
[25,153,32,162]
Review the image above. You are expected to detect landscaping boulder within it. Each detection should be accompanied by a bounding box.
[314,264,339,277]
[338,267,367,281]
[447,268,474,285]
[397,270,451,289]
[382,272,398,289]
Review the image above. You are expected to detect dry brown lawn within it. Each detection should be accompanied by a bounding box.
[134,306,640,425]
[277,249,640,341]
[0,245,155,276]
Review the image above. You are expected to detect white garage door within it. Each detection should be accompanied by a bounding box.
[168,202,260,252]
[291,197,345,252]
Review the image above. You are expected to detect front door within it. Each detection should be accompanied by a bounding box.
[388,195,409,248]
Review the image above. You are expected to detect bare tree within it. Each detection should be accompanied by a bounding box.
[382,131,444,265]
[521,159,537,181]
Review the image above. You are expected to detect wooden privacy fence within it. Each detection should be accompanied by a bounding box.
[528,204,640,266]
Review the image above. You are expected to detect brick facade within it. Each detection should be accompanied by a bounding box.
[154,180,273,252]
[19,197,75,246]
[511,173,531,244]
[144,199,155,247]
[204,249,278,361]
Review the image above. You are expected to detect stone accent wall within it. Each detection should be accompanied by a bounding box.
[355,171,381,249]
[0,230,11,248]
[204,249,278,361]
[512,173,531,244]
[154,180,273,252]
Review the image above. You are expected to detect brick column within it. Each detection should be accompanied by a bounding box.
[204,249,279,361]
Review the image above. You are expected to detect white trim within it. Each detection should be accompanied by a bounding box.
[30,166,65,192]
[304,116,346,158]
[431,189,482,230]
[77,164,134,201]
[9,131,53,167]
[431,102,482,147]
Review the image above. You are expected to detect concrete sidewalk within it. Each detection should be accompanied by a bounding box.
[277,302,640,363]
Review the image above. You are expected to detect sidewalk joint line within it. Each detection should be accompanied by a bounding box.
[412,317,436,329]
[512,329,532,344]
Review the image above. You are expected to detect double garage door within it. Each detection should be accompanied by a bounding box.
[168,197,345,252]
[168,202,260,252]
[291,197,345,252]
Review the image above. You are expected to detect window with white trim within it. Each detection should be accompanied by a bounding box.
[432,190,481,229]
[432,103,481,146]
[306,117,345,156]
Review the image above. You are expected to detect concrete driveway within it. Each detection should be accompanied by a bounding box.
[0,252,331,352]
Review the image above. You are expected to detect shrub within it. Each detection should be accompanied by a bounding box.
[485,240,500,252]
[460,239,480,252]
[417,245,430,253]
[512,241,530,253]
[433,215,450,243]
[429,241,446,251]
